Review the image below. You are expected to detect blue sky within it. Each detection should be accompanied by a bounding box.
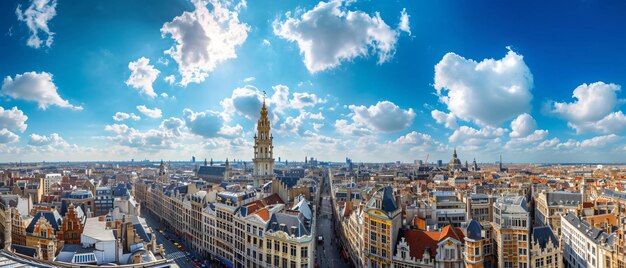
[2,0,626,163]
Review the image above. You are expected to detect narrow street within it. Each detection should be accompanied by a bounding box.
[315,173,350,268]
[141,208,211,268]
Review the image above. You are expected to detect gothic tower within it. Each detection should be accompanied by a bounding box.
[253,98,275,188]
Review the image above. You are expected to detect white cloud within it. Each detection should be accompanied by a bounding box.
[388,131,446,153]
[555,134,622,150]
[273,0,407,73]
[160,117,185,137]
[220,84,325,123]
[398,8,410,35]
[0,129,19,144]
[0,106,28,132]
[104,124,130,135]
[550,82,626,134]
[449,126,506,145]
[262,39,271,46]
[183,108,240,138]
[243,76,255,83]
[291,92,325,110]
[220,86,264,120]
[136,105,162,119]
[16,0,57,48]
[509,113,536,138]
[434,49,533,126]
[334,119,372,136]
[104,123,176,150]
[160,92,169,98]
[505,130,548,149]
[164,75,176,85]
[278,111,324,136]
[348,101,415,132]
[1,72,83,110]
[113,112,140,122]
[28,133,67,146]
[270,84,290,113]
[126,57,160,98]
[431,109,457,129]
[161,0,249,86]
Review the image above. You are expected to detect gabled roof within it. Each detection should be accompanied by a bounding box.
[397,225,465,260]
[266,211,310,237]
[532,226,559,248]
[465,219,483,240]
[26,210,63,234]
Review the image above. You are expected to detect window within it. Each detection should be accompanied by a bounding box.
[370,232,377,242]
[445,248,455,259]
[267,240,271,249]
[291,245,297,257]
[371,246,377,255]
[381,235,387,244]
[301,247,308,258]
[283,243,287,254]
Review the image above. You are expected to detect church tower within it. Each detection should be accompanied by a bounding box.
[253,97,275,188]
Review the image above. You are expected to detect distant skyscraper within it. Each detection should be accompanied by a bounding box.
[253,98,274,188]
[192,156,196,163]
[437,160,443,167]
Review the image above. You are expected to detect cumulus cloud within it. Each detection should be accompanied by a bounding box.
[273,0,408,73]
[0,129,19,144]
[0,106,28,132]
[103,119,186,150]
[113,112,140,122]
[220,84,325,124]
[1,72,83,110]
[556,134,622,150]
[434,49,533,126]
[183,108,240,138]
[449,126,506,145]
[431,110,457,129]
[334,119,373,136]
[126,57,160,98]
[549,82,626,134]
[243,76,255,83]
[509,113,536,138]
[348,101,415,132]
[388,131,446,153]
[220,86,264,120]
[28,133,68,147]
[291,92,325,110]
[160,117,185,137]
[278,111,324,136]
[16,0,57,48]
[136,105,162,119]
[161,0,249,86]
[164,75,176,85]
[398,8,410,35]
[505,130,548,149]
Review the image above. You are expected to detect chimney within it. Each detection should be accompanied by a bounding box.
[396,194,402,208]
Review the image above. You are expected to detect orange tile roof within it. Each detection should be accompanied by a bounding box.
[401,225,465,260]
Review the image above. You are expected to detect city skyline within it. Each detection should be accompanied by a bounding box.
[3,0,626,163]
